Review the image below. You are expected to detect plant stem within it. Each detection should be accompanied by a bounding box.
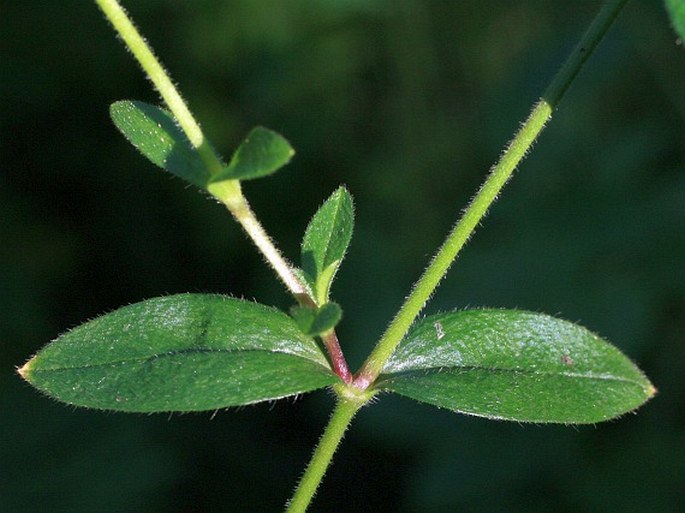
[93,0,280,281]
[228,198,310,297]
[285,397,363,513]
[94,0,353,382]
[321,331,352,384]
[355,0,629,387]
[94,0,220,172]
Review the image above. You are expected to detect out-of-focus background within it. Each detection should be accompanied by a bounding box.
[2,1,684,511]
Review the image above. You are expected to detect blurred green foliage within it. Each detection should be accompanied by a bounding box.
[1,0,683,511]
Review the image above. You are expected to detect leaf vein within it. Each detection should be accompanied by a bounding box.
[32,347,330,374]
[380,365,647,388]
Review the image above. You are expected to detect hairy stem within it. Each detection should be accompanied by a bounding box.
[95,0,352,382]
[355,0,629,386]
[321,331,352,384]
[285,396,365,513]
[229,199,309,296]
[94,0,220,172]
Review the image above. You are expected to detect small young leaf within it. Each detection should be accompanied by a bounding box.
[211,126,294,182]
[378,310,655,424]
[19,294,338,412]
[301,187,354,304]
[310,303,343,335]
[291,302,342,336]
[110,101,210,187]
[665,0,685,41]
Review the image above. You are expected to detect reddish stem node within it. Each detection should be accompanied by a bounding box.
[321,331,352,384]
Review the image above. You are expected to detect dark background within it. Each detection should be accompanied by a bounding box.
[2,0,684,511]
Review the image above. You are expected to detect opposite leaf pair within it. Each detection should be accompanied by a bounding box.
[19,293,654,423]
[19,98,654,425]
[110,100,294,187]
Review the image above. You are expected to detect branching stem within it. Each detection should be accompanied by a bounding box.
[95,1,630,511]
[95,0,351,383]
[95,0,353,381]
[94,0,298,291]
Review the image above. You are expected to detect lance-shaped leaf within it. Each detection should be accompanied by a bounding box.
[110,100,211,187]
[378,310,655,424]
[301,187,354,304]
[211,126,294,182]
[19,294,338,413]
[665,0,685,40]
[291,302,343,336]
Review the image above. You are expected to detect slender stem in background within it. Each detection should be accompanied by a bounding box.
[94,0,352,382]
[355,0,630,387]
[285,398,363,513]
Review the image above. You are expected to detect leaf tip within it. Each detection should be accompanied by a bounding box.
[108,99,133,121]
[333,185,353,201]
[109,99,126,111]
[16,358,34,382]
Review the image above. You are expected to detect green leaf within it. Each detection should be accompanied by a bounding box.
[378,310,655,424]
[666,0,685,41]
[301,187,354,304]
[211,126,294,182]
[291,302,342,336]
[19,294,338,412]
[110,100,210,187]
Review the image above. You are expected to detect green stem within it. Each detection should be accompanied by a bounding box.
[94,0,220,172]
[94,0,352,381]
[94,0,308,296]
[228,198,310,297]
[355,0,629,387]
[285,396,363,513]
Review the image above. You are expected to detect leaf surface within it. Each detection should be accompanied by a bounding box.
[20,294,338,412]
[666,0,685,41]
[110,101,210,187]
[301,187,354,304]
[379,310,655,424]
[212,126,294,182]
